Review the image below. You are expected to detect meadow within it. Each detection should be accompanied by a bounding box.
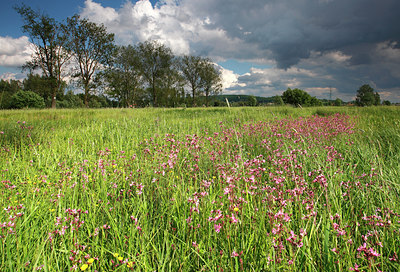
[0,106,399,271]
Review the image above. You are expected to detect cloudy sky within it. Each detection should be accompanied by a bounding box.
[1,0,400,102]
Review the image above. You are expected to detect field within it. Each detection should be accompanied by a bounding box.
[0,106,399,271]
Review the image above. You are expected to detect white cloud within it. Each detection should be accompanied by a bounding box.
[79,0,259,59]
[217,65,244,89]
[0,72,26,81]
[0,36,32,67]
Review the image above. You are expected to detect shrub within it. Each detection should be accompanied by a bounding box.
[10,90,45,109]
[57,91,84,108]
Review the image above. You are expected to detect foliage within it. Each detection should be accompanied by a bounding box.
[179,55,204,106]
[56,90,84,108]
[198,59,222,107]
[247,95,258,106]
[23,74,66,107]
[355,84,381,106]
[334,98,343,106]
[282,88,322,106]
[102,45,143,107]
[0,79,22,109]
[65,14,115,107]
[273,95,284,105]
[135,40,176,107]
[15,4,70,108]
[179,55,222,107]
[215,95,274,105]
[10,90,45,109]
[382,100,391,106]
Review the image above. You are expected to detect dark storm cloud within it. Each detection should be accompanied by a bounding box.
[184,0,400,69]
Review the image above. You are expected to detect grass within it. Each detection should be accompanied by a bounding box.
[0,106,399,271]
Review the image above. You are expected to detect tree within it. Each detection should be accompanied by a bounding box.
[157,60,185,107]
[355,84,380,106]
[273,95,284,106]
[102,45,143,107]
[135,40,175,107]
[382,100,391,106]
[334,98,343,106]
[282,88,321,106]
[247,95,258,106]
[180,55,204,106]
[198,60,222,107]
[15,4,70,108]
[66,15,115,107]
[374,92,381,106]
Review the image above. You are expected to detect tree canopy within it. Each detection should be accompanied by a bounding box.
[65,15,115,107]
[355,84,380,106]
[282,88,321,107]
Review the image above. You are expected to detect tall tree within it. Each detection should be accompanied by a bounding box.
[15,4,70,108]
[135,40,175,107]
[180,55,204,106]
[102,45,142,107]
[66,15,115,107]
[199,60,222,107]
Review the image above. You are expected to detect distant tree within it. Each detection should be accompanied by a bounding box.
[382,100,391,106]
[135,40,175,107]
[65,14,115,107]
[273,95,284,106]
[15,4,70,108]
[247,95,258,106]
[282,88,321,106]
[355,84,380,106]
[334,98,343,106]
[374,92,381,106]
[10,90,45,109]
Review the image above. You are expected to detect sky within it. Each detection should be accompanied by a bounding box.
[1,0,400,102]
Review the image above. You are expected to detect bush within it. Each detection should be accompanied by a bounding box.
[57,91,84,108]
[10,90,45,109]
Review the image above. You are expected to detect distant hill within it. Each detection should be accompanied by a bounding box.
[215,94,275,104]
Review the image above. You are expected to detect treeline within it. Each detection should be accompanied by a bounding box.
[1,5,222,109]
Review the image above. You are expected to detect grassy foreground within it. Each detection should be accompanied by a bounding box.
[0,106,399,271]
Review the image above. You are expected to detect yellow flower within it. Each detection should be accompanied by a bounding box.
[118,256,123,261]
[234,207,239,212]
[113,253,119,258]
[87,258,95,264]
[127,261,134,268]
[80,264,89,271]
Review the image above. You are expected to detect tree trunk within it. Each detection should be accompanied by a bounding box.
[192,89,195,107]
[51,93,57,109]
[84,85,89,107]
